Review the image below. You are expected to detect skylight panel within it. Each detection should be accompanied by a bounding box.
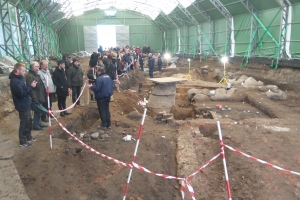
[178,0,195,8]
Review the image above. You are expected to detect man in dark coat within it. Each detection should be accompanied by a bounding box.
[139,56,144,71]
[9,63,37,147]
[67,58,83,106]
[52,60,71,117]
[157,54,163,72]
[148,53,155,78]
[88,66,113,130]
[124,49,131,72]
[62,55,71,75]
[26,61,47,130]
[87,59,98,101]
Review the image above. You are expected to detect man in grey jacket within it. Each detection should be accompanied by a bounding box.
[38,60,56,121]
[67,58,83,106]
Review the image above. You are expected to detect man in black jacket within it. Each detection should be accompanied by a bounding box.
[9,63,37,147]
[26,61,47,130]
[67,58,83,106]
[88,66,113,130]
[148,53,155,78]
[87,59,98,101]
[52,60,72,117]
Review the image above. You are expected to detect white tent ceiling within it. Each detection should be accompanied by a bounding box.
[57,0,196,20]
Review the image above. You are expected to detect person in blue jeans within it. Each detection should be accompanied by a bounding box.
[67,58,83,107]
[88,66,113,130]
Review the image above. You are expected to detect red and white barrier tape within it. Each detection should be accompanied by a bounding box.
[50,112,132,168]
[138,98,148,107]
[224,144,300,176]
[52,81,87,113]
[187,152,221,179]
[131,162,182,180]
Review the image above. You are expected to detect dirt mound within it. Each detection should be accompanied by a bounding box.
[170,105,194,120]
[119,70,145,90]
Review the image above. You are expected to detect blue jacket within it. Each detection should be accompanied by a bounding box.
[148,57,155,69]
[9,71,33,112]
[90,73,113,100]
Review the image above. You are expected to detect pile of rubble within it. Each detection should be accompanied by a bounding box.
[68,51,91,58]
[188,74,287,103]
[0,56,17,74]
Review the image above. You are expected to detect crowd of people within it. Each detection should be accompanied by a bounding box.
[93,45,163,79]
[9,59,76,147]
[9,44,163,147]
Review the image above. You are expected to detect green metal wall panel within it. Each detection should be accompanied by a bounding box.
[200,22,210,53]
[188,26,197,54]
[59,11,163,54]
[290,4,300,58]
[214,19,227,55]
[171,29,177,53]
[256,8,281,57]
[233,14,252,56]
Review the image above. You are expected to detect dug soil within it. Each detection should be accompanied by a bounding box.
[1,57,300,199]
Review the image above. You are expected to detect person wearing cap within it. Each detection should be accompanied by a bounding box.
[67,58,83,106]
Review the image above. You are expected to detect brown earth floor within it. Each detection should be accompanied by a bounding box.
[1,57,300,200]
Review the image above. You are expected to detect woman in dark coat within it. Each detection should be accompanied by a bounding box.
[52,60,71,117]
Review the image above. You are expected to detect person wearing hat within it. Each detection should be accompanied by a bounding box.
[67,58,83,106]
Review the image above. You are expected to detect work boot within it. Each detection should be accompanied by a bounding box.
[64,111,71,115]
[60,112,65,117]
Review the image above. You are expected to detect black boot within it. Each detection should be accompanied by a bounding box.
[64,111,70,115]
[60,112,65,117]
[91,94,94,101]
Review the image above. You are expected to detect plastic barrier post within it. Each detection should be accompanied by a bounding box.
[217,121,232,200]
[123,108,147,200]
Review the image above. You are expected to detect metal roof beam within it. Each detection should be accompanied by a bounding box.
[209,0,232,56]
[191,1,212,22]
